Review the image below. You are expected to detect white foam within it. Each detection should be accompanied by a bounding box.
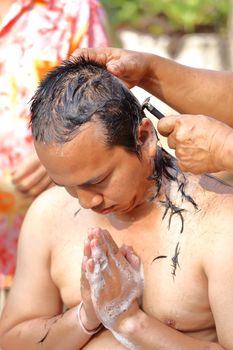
[86,246,108,299]
[86,242,144,349]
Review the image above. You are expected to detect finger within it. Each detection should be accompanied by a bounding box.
[13,165,48,191]
[120,245,141,271]
[167,134,177,150]
[88,228,117,259]
[11,152,40,179]
[104,245,128,277]
[88,228,107,255]
[175,146,195,158]
[72,48,134,88]
[87,227,96,241]
[176,159,188,173]
[88,234,108,274]
[119,244,134,256]
[82,260,92,292]
[106,61,123,76]
[88,238,104,267]
[84,239,91,259]
[88,231,128,280]
[125,251,141,270]
[89,235,121,286]
[88,227,104,244]
[107,57,138,88]
[86,259,95,273]
[157,115,179,137]
[82,255,88,272]
[119,244,127,257]
[20,174,52,198]
[72,47,110,65]
[81,257,92,296]
[101,230,119,255]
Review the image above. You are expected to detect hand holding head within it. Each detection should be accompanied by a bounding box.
[72,47,148,89]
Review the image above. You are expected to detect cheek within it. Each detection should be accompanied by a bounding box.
[106,171,140,201]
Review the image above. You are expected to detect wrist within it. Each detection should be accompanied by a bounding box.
[117,308,147,336]
[139,53,171,98]
[139,53,158,88]
[77,302,102,335]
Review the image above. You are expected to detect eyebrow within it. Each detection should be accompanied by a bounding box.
[51,174,107,187]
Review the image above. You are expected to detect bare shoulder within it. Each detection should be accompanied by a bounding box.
[23,186,78,231]
[18,185,77,277]
[26,185,76,215]
[196,175,233,265]
[22,185,97,250]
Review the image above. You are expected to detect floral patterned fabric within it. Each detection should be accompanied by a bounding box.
[0,0,109,288]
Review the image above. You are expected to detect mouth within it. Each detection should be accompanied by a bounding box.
[94,205,115,215]
[93,196,138,215]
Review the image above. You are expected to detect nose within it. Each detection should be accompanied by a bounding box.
[75,187,103,209]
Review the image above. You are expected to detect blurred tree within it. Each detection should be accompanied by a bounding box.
[101,0,229,35]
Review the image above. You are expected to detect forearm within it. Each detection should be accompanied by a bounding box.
[140,53,233,128]
[118,310,223,350]
[0,306,97,350]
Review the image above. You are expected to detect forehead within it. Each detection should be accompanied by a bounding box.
[35,121,117,185]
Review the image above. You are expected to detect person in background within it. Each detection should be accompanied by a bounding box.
[0,0,109,314]
[74,47,233,175]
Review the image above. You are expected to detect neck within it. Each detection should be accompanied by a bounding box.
[109,148,198,226]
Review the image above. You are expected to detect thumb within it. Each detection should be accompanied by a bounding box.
[157,115,178,137]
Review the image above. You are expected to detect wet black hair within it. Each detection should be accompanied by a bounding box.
[30,56,145,156]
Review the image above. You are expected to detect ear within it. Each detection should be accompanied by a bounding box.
[137,118,157,157]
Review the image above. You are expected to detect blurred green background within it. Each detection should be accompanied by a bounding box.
[101,0,230,35]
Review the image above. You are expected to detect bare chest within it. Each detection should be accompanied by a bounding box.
[50,209,213,333]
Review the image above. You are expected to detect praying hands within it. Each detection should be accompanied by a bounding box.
[81,228,143,348]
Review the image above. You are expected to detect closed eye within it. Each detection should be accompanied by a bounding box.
[85,174,110,187]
